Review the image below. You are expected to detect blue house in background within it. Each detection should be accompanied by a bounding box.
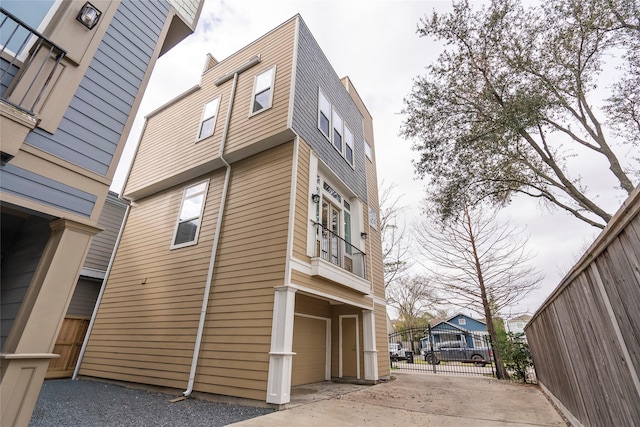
[422,314,490,350]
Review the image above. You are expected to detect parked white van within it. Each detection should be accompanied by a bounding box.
[388,342,407,360]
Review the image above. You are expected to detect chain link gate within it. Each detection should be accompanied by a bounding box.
[388,325,496,378]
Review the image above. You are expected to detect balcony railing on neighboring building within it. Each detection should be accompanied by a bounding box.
[312,221,367,280]
[1,7,66,114]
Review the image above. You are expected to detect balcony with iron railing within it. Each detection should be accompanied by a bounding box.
[310,221,370,294]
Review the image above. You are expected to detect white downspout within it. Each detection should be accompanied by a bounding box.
[72,199,131,380]
[182,70,239,397]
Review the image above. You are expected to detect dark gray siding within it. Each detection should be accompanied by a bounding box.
[24,0,170,175]
[0,215,51,350]
[291,18,368,202]
[83,193,127,272]
[1,58,19,98]
[0,164,96,217]
[67,278,101,318]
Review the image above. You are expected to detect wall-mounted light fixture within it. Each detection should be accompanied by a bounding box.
[361,232,368,240]
[76,2,102,30]
[311,193,320,203]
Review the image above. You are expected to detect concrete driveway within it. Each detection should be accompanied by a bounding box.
[230,372,568,427]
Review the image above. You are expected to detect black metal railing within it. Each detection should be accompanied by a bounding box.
[312,221,367,280]
[1,7,66,113]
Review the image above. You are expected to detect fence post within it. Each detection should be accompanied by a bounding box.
[428,325,436,373]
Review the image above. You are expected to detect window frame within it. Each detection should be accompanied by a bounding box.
[318,89,332,140]
[249,66,276,116]
[368,206,377,229]
[196,96,221,141]
[170,179,209,249]
[365,140,373,161]
[332,108,343,153]
[344,126,354,166]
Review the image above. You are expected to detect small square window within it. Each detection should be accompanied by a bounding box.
[251,66,275,114]
[458,318,466,325]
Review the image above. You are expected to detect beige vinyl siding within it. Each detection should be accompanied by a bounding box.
[83,196,127,272]
[375,302,391,377]
[222,32,294,154]
[125,88,225,196]
[192,141,294,401]
[343,78,389,377]
[295,294,331,318]
[343,78,384,301]
[292,140,312,261]
[126,18,297,198]
[364,151,385,300]
[79,170,225,389]
[290,270,371,309]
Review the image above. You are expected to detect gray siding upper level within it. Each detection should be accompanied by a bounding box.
[1,58,18,98]
[24,0,171,176]
[83,193,127,272]
[291,18,368,203]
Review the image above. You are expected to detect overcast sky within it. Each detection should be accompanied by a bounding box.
[112,0,627,318]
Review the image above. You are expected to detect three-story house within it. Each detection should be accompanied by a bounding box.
[78,14,389,407]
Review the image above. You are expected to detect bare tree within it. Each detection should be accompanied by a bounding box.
[415,202,543,379]
[386,275,440,330]
[379,180,411,288]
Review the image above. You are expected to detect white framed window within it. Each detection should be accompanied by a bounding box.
[318,89,331,139]
[197,97,221,140]
[171,180,209,249]
[369,206,377,228]
[458,318,467,326]
[365,140,372,160]
[344,126,354,166]
[332,109,343,153]
[250,66,276,115]
[344,201,352,255]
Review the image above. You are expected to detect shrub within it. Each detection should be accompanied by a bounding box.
[499,332,533,382]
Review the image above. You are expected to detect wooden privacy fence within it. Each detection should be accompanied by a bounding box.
[525,185,640,427]
[47,316,90,379]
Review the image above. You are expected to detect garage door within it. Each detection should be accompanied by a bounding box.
[291,315,327,386]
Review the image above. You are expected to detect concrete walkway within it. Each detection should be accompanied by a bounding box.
[230,372,568,427]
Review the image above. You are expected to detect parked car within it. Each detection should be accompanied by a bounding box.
[421,340,492,367]
[389,342,409,361]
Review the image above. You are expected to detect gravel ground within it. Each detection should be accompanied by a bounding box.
[29,379,274,427]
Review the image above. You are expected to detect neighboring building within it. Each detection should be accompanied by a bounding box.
[506,314,531,336]
[46,191,128,379]
[0,1,203,425]
[425,314,490,349]
[78,15,389,406]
